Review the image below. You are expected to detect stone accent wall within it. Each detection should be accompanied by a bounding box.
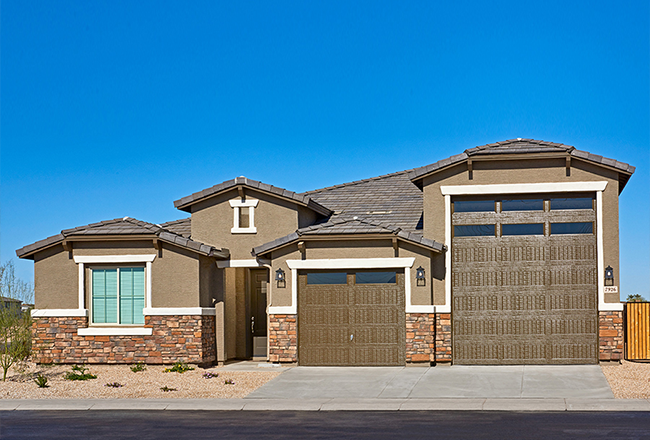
[268,314,297,363]
[32,315,216,365]
[599,311,623,361]
[405,313,434,363]
[435,313,452,363]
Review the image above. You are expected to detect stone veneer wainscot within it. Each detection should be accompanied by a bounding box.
[32,315,216,365]
[599,311,624,361]
[405,313,435,363]
[268,314,297,363]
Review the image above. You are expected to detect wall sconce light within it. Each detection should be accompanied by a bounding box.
[605,265,614,286]
[275,268,286,288]
[416,266,426,287]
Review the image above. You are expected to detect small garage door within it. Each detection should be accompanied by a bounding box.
[298,270,405,366]
[452,195,598,365]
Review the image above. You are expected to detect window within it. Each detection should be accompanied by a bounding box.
[307,272,347,285]
[230,198,259,233]
[454,224,495,237]
[551,222,593,235]
[501,199,543,211]
[454,200,495,212]
[92,267,145,325]
[502,223,545,236]
[550,198,593,210]
[356,272,396,284]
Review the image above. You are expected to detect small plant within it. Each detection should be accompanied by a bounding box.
[202,371,219,379]
[64,365,97,381]
[34,374,49,388]
[160,386,177,392]
[224,378,235,385]
[163,361,194,374]
[130,362,147,373]
[104,382,123,388]
[627,294,647,302]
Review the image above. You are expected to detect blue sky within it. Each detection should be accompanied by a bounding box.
[1,1,648,299]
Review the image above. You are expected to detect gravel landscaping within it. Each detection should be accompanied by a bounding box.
[601,360,650,399]
[0,362,281,399]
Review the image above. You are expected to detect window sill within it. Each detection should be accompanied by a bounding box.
[231,227,257,234]
[77,327,153,336]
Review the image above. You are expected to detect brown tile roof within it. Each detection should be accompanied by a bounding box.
[159,218,191,238]
[302,172,424,233]
[173,176,332,216]
[253,216,445,256]
[16,217,229,259]
[408,139,636,191]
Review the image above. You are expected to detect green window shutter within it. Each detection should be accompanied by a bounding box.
[92,269,118,324]
[119,267,145,324]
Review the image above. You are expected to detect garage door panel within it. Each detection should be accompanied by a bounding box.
[299,272,405,366]
[452,198,598,365]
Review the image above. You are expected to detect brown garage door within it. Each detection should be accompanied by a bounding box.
[452,196,598,365]
[298,270,405,366]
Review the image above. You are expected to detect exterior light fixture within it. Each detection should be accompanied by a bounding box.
[275,268,286,288]
[416,266,426,287]
[605,266,614,286]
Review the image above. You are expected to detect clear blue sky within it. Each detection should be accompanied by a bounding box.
[1,1,648,299]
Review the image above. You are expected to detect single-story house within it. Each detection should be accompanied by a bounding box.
[17,139,634,366]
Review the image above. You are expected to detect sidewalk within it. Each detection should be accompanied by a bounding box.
[0,397,649,411]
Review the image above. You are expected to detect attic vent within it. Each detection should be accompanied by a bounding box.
[366,211,392,214]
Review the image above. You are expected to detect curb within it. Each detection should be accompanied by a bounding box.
[0,398,649,412]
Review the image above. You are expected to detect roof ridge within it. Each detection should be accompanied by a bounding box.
[302,169,413,195]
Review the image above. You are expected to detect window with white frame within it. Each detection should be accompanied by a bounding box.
[91,267,145,325]
[229,198,259,233]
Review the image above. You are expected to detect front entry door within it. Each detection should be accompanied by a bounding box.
[250,269,268,358]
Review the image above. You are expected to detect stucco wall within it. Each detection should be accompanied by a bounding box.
[190,188,311,260]
[34,240,212,311]
[268,239,437,308]
[421,158,621,305]
[34,244,78,309]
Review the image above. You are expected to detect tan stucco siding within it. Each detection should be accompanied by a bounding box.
[190,189,303,260]
[33,245,78,309]
[268,239,437,308]
[199,255,222,307]
[421,158,621,305]
[151,245,200,307]
[33,240,211,311]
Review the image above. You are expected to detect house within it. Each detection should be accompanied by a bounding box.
[17,139,634,366]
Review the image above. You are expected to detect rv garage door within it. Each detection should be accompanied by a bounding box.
[298,270,405,366]
[452,196,598,365]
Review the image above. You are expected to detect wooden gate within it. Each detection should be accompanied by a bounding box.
[626,302,650,360]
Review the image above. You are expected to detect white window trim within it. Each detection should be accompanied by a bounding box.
[77,327,153,336]
[439,181,621,312]
[216,258,270,268]
[31,309,88,317]
[268,258,427,315]
[230,198,259,234]
[71,255,156,330]
[142,307,216,316]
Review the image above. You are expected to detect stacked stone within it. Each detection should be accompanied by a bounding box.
[268,314,297,363]
[31,315,216,365]
[435,313,452,362]
[599,311,624,361]
[405,313,434,363]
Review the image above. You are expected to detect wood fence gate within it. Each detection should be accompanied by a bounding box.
[626,302,650,360]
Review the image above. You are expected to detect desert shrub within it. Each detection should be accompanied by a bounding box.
[163,361,194,374]
[130,362,147,373]
[0,303,32,381]
[34,374,49,388]
[160,386,177,392]
[64,365,97,381]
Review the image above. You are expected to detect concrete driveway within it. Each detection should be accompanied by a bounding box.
[245,365,614,399]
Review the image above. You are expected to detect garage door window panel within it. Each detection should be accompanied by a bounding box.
[306,272,348,285]
[454,224,495,237]
[454,200,495,213]
[551,222,594,235]
[501,199,544,212]
[355,272,396,284]
[502,223,545,236]
[550,198,594,210]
